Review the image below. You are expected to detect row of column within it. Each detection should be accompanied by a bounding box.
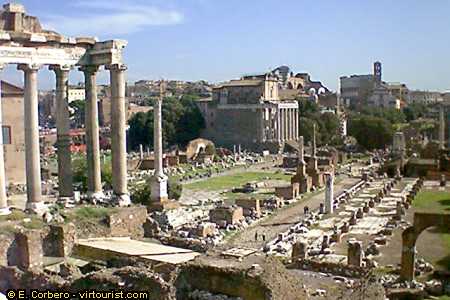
[277,107,298,142]
[0,63,130,215]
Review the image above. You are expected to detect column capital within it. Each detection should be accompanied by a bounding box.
[17,64,41,72]
[106,64,127,72]
[49,64,71,74]
[79,65,99,74]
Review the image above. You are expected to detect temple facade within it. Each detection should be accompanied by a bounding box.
[0,3,130,214]
[197,74,299,152]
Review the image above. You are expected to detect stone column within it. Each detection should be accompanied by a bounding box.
[81,66,103,201]
[284,109,288,141]
[295,108,299,140]
[50,65,73,201]
[18,64,45,214]
[0,65,10,215]
[325,172,334,214]
[150,85,168,204]
[277,108,281,142]
[108,64,130,206]
[439,104,445,150]
[291,108,296,141]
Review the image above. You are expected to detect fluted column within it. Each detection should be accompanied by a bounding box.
[295,108,299,140]
[289,108,293,140]
[80,65,103,200]
[276,108,281,142]
[50,65,73,200]
[284,109,289,141]
[18,64,45,213]
[0,65,10,215]
[107,64,130,206]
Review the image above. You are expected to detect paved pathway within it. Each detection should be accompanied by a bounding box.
[224,176,360,250]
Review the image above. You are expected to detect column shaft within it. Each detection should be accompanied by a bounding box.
[109,64,128,198]
[19,64,43,207]
[52,66,73,198]
[0,67,10,214]
[82,66,103,197]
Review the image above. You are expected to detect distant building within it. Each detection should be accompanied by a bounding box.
[1,81,26,184]
[340,74,374,108]
[341,61,405,110]
[409,90,443,105]
[198,74,299,152]
[368,85,401,109]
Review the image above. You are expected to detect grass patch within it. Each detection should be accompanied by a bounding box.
[413,190,450,271]
[22,218,44,230]
[0,210,27,222]
[184,171,291,191]
[66,206,115,222]
[413,191,450,212]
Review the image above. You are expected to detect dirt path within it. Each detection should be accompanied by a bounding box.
[223,176,360,250]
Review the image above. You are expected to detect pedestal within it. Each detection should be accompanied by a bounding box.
[150,175,168,203]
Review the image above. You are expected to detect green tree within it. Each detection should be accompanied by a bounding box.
[70,100,85,128]
[128,95,205,150]
[348,115,394,150]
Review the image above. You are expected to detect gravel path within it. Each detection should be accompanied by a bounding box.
[223,176,360,250]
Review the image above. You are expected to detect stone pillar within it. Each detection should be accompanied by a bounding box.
[284,108,289,141]
[150,85,168,204]
[50,65,73,201]
[291,108,297,141]
[0,66,10,215]
[400,227,416,281]
[81,66,103,201]
[18,64,45,214]
[292,241,308,259]
[286,108,290,141]
[277,108,281,142]
[347,240,363,267]
[108,64,130,206]
[280,108,284,141]
[325,172,334,214]
[139,144,144,160]
[439,104,445,150]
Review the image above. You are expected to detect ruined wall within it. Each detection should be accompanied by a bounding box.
[2,88,26,184]
[202,108,262,150]
[175,257,309,300]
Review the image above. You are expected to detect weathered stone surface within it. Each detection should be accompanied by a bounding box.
[15,230,43,270]
[176,257,308,300]
[43,223,76,257]
[106,206,147,239]
[0,232,15,266]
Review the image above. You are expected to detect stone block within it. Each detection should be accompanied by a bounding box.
[0,233,15,266]
[347,240,363,267]
[15,230,43,270]
[43,223,76,257]
[107,206,148,239]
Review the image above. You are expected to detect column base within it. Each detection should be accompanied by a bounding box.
[57,196,76,208]
[0,206,11,216]
[113,194,131,207]
[26,201,48,216]
[87,191,106,204]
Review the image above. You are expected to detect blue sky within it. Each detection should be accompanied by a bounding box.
[3,0,450,91]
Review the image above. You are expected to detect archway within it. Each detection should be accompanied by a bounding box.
[401,212,450,281]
